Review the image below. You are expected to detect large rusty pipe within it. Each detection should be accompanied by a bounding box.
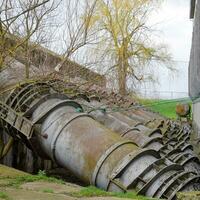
[28,96,161,190]
[51,81,200,180]
[80,98,200,175]
[29,95,200,199]
[1,81,200,200]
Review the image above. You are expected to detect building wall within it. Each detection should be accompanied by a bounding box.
[189,0,200,156]
[189,0,200,99]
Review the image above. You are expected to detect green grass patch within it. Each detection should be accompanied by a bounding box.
[0,164,28,178]
[0,192,11,200]
[71,186,156,200]
[42,188,54,193]
[138,98,192,119]
[1,170,64,188]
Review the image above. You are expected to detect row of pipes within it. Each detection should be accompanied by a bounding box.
[0,80,200,200]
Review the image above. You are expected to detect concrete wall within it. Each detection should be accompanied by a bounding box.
[189,0,200,156]
[191,100,200,157]
[192,100,200,135]
[189,0,200,99]
[0,34,106,92]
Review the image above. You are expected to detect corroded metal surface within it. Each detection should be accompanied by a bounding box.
[0,80,200,200]
[75,95,200,176]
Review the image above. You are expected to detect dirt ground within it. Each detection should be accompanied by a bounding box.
[0,165,131,200]
[0,164,200,200]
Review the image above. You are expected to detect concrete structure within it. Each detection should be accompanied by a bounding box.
[189,0,200,156]
[0,34,106,92]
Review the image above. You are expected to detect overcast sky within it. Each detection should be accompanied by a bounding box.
[140,0,193,99]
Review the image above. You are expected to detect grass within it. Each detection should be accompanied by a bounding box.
[0,192,11,200]
[138,98,192,119]
[42,188,54,193]
[0,166,156,200]
[71,186,156,200]
[1,170,64,188]
[0,164,28,178]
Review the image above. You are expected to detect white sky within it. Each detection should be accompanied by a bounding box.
[139,0,193,99]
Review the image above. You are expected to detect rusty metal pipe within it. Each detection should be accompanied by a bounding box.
[82,98,200,175]
[1,82,200,200]
[29,97,167,194]
[30,95,200,199]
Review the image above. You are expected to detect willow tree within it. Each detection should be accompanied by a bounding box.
[90,0,170,95]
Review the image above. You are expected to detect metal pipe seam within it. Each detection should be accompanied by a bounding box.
[120,123,200,174]
[138,163,184,195]
[181,155,200,166]
[166,150,200,168]
[120,128,163,151]
[154,172,199,199]
[32,100,83,124]
[80,97,200,176]
[172,152,200,173]
[120,127,140,137]
[51,113,94,162]
[40,110,78,134]
[155,171,198,199]
[174,152,196,163]
[135,125,162,138]
[89,109,164,151]
[106,149,160,191]
[141,137,163,150]
[131,158,182,187]
[181,160,200,174]
[24,93,70,118]
[153,170,180,198]
[24,93,70,117]
[163,148,183,158]
[31,97,147,187]
[177,143,193,153]
[86,105,166,155]
[168,175,200,200]
[91,140,139,186]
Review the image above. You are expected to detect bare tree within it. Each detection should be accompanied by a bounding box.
[0,0,51,72]
[14,0,60,78]
[0,0,55,159]
[54,0,99,72]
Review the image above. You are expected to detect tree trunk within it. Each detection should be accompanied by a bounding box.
[25,61,30,79]
[118,57,127,96]
[25,42,30,79]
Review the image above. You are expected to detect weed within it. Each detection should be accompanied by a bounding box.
[2,172,64,188]
[71,186,156,200]
[0,192,11,200]
[42,188,54,193]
